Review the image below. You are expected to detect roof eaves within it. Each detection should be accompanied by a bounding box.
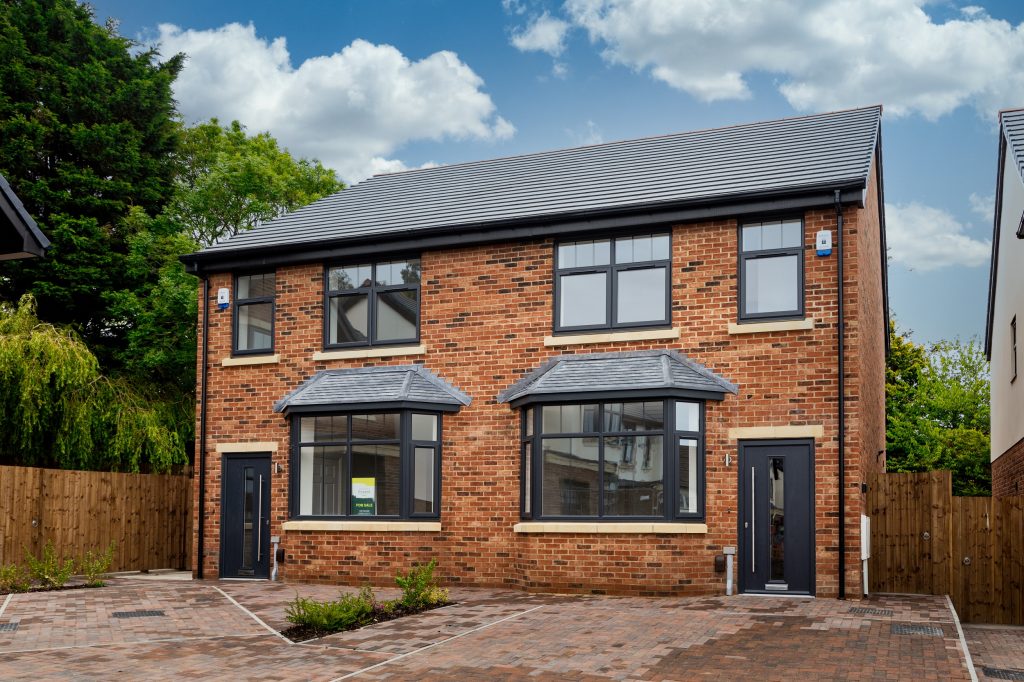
[0,174,50,256]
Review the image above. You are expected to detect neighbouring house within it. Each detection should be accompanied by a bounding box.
[0,174,48,260]
[986,108,1024,497]
[181,106,889,598]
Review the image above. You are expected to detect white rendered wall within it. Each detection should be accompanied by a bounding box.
[991,150,1024,460]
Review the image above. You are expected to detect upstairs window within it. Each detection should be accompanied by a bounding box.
[234,273,275,354]
[739,219,804,321]
[325,260,421,348]
[554,233,671,332]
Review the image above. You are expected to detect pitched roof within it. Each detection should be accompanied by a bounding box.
[188,106,881,266]
[497,350,738,406]
[274,365,471,414]
[1003,109,1024,185]
[0,174,49,260]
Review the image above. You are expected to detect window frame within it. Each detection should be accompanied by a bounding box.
[322,259,421,350]
[232,271,276,356]
[288,410,442,520]
[737,218,806,323]
[520,399,705,522]
[552,232,672,334]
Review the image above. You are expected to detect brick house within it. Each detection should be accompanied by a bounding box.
[182,106,889,598]
[986,108,1024,497]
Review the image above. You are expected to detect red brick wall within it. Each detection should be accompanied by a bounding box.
[993,436,1024,497]
[192,198,885,598]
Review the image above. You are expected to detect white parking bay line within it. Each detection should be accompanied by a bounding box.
[330,604,546,681]
[212,586,292,644]
[0,594,12,620]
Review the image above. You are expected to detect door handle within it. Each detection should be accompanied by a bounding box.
[751,466,756,574]
[257,474,263,563]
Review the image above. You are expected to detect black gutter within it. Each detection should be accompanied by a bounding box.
[197,277,209,579]
[985,133,1007,359]
[180,185,866,275]
[874,131,891,357]
[835,189,846,600]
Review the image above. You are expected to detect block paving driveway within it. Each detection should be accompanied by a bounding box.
[0,577,981,680]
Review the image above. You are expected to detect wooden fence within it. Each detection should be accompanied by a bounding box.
[868,470,1024,624]
[0,465,192,572]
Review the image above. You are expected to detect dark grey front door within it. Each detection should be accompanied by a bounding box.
[221,454,271,579]
[739,440,814,595]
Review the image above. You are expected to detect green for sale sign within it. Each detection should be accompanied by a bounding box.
[352,477,376,516]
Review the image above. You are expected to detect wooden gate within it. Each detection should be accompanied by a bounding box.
[867,471,1024,624]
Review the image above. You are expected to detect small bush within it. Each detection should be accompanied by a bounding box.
[395,559,446,610]
[80,543,116,587]
[285,591,374,633]
[24,542,75,589]
[0,563,31,593]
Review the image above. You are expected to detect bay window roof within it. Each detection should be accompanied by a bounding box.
[497,350,738,407]
[274,365,471,414]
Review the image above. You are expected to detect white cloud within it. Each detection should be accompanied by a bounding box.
[566,120,603,145]
[564,0,1024,119]
[886,202,991,271]
[969,192,994,221]
[155,23,514,183]
[511,11,570,56]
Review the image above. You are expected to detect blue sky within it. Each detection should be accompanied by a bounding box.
[90,0,1024,345]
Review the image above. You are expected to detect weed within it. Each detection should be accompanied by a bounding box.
[80,543,116,587]
[0,563,31,593]
[24,542,75,589]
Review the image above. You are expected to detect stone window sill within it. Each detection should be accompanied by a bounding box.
[221,354,281,367]
[544,328,680,347]
[727,318,815,335]
[513,522,707,534]
[312,345,426,361]
[281,520,441,532]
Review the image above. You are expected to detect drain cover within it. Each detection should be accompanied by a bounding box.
[891,623,943,637]
[0,623,18,633]
[983,668,1024,681]
[112,610,166,619]
[849,607,893,617]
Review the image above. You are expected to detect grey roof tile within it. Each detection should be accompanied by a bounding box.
[274,365,471,413]
[0,173,49,257]
[497,350,738,404]
[195,107,881,257]
[1003,109,1024,184]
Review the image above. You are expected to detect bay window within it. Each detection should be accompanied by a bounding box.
[520,399,704,520]
[293,410,440,519]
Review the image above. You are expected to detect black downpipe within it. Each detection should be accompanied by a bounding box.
[834,190,846,600]
[197,277,209,579]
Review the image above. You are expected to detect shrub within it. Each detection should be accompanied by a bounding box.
[395,559,447,610]
[285,591,374,633]
[0,563,31,593]
[80,543,116,587]
[24,542,75,588]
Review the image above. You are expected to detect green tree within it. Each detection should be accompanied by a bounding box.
[0,0,182,368]
[0,295,187,472]
[885,323,991,495]
[167,119,343,246]
[109,120,343,396]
